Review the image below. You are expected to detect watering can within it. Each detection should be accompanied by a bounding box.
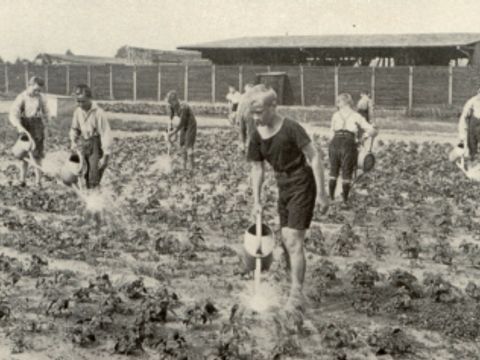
[242,212,275,273]
[12,132,35,160]
[60,151,85,186]
[449,144,465,163]
[357,136,375,173]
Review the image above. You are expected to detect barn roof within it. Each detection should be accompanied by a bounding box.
[36,53,128,65]
[179,33,480,50]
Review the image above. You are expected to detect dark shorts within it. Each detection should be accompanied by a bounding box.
[20,117,44,160]
[358,109,370,123]
[468,116,480,159]
[329,132,358,181]
[180,125,197,149]
[276,166,316,231]
[232,103,239,112]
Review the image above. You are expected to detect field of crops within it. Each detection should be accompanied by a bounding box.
[1,117,480,360]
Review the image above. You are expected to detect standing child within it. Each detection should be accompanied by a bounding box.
[9,76,50,187]
[70,84,113,189]
[167,91,197,171]
[329,93,377,207]
[247,84,329,311]
[458,87,480,163]
[357,91,374,124]
[226,85,241,126]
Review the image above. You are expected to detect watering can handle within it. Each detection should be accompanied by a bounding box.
[369,136,374,152]
[256,211,262,255]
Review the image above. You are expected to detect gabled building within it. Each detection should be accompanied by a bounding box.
[179,33,480,66]
[34,53,128,66]
[115,45,211,65]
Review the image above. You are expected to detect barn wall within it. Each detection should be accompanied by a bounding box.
[303,67,336,106]
[413,67,449,106]
[69,65,89,94]
[188,65,212,102]
[472,43,480,67]
[160,65,185,101]
[112,65,133,100]
[375,67,410,107]
[0,63,479,109]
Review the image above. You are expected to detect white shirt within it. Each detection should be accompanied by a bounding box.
[330,109,376,137]
[9,90,50,128]
[458,95,480,142]
[70,103,113,155]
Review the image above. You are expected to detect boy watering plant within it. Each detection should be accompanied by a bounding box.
[247,84,329,311]
[69,84,112,189]
[9,76,50,187]
[328,93,377,207]
[356,91,374,124]
[226,85,241,126]
[167,91,197,172]
[458,87,480,164]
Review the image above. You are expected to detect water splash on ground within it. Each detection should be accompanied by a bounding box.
[148,154,173,174]
[75,188,116,214]
[240,280,282,313]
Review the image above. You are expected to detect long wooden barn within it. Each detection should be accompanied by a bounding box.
[179,33,480,66]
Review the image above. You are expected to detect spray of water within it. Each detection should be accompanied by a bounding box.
[76,188,115,214]
[240,280,282,313]
[466,164,480,181]
[148,155,173,174]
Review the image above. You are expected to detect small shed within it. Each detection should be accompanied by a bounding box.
[255,72,294,105]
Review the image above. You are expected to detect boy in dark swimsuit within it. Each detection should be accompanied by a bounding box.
[167,91,197,171]
[247,85,329,310]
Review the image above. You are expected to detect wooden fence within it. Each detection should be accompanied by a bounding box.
[1,63,479,108]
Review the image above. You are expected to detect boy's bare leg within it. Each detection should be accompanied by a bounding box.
[187,148,194,170]
[182,147,188,170]
[282,227,306,308]
[19,160,28,185]
[33,158,42,187]
[34,167,41,187]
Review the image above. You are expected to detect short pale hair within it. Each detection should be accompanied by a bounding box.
[337,93,354,108]
[249,84,277,109]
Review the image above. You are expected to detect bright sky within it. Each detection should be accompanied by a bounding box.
[1,0,480,61]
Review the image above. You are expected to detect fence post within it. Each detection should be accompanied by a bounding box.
[24,63,29,87]
[109,65,114,100]
[448,66,453,106]
[133,65,137,101]
[87,65,91,87]
[371,67,376,104]
[211,65,216,103]
[299,65,305,106]
[239,66,243,92]
[408,66,413,111]
[4,64,8,93]
[184,64,189,101]
[267,65,271,72]
[334,66,339,104]
[44,65,49,93]
[157,65,162,102]
[66,65,70,95]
